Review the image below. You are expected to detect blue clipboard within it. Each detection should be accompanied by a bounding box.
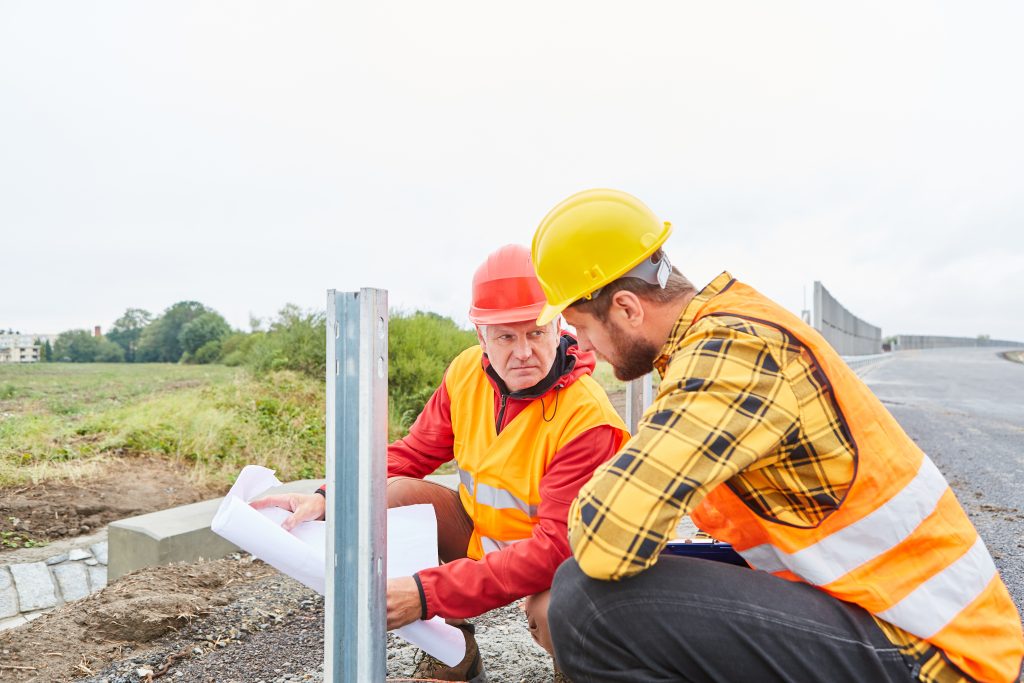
[662,531,749,568]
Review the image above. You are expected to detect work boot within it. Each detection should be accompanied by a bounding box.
[553,668,572,683]
[411,623,486,682]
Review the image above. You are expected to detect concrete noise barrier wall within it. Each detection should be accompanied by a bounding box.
[892,335,1024,350]
[812,281,882,356]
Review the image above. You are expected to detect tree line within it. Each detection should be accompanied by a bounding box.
[48,305,479,428]
[49,302,233,364]
[45,303,479,431]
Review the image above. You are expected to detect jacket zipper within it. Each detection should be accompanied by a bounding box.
[495,394,509,435]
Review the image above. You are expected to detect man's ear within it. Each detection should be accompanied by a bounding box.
[475,325,487,352]
[610,290,645,329]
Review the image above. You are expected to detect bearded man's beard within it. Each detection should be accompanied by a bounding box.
[607,322,660,381]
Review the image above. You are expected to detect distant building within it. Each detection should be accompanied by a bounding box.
[0,333,55,363]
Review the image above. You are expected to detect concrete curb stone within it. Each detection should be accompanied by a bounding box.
[52,562,91,601]
[10,562,58,611]
[87,564,107,591]
[68,548,92,561]
[1,532,110,631]
[0,567,17,618]
[90,541,108,565]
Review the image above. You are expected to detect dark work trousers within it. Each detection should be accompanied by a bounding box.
[549,556,924,683]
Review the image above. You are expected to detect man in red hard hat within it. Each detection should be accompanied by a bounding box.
[253,244,628,681]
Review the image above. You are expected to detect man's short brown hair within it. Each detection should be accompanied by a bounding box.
[568,250,694,322]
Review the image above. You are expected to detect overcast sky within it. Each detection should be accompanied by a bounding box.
[2,1,1022,342]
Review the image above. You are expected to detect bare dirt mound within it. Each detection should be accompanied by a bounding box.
[79,566,228,643]
[2,554,553,683]
[0,556,276,682]
[0,458,221,552]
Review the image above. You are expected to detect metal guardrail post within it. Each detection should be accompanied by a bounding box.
[624,373,653,434]
[325,289,388,682]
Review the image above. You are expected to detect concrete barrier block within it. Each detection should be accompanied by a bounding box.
[429,473,458,490]
[107,478,325,582]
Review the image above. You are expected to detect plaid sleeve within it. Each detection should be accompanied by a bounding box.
[568,321,801,580]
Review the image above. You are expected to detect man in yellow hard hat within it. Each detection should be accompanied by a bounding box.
[532,190,1024,683]
[253,244,628,681]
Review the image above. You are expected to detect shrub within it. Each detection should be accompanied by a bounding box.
[219,332,257,367]
[246,305,326,378]
[192,340,224,365]
[388,311,477,431]
[238,306,477,438]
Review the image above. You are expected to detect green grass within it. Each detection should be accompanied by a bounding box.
[0,360,635,490]
[0,363,328,489]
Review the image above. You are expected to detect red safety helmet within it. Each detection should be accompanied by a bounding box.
[468,244,549,325]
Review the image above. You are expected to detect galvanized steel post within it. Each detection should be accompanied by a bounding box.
[624,373,653,433]
[325,289,388,682]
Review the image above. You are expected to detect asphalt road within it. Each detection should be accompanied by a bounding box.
[857,348,1024,616]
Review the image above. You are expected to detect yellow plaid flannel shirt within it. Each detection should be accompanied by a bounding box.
[568,271,970,683]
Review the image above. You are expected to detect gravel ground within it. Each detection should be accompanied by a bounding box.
[70,562,553,683]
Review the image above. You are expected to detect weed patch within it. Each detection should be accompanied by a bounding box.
[1,517,45,549]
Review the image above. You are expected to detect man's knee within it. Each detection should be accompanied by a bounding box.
[549,558,590,645]
[385,475,423,507]
[551,556,588,602]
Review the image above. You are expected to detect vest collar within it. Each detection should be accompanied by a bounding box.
[654,271,735,377]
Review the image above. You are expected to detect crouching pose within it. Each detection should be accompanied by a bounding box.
[531,189,1024,683]
[254,244,628,681]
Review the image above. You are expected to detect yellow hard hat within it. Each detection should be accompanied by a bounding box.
[531,189,672,325]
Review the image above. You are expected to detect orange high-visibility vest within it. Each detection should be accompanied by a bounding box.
[445,346,628,560]
[688,279,1024,683]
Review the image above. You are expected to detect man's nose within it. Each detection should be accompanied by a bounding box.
[512,337,533,360]
[575,331,593,353]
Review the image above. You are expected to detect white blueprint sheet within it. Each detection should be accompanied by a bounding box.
[211,465,465,666]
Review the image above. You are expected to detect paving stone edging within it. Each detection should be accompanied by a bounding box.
[0,474,454,633]
[0,535,108,631]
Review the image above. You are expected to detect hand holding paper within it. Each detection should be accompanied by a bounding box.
[211,465,326,593]
[211,465,466,666]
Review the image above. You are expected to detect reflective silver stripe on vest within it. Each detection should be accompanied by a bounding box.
[739,456,947,584]
[736,455,997,639]
[458,466,539,518]
[876,535,996,638]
